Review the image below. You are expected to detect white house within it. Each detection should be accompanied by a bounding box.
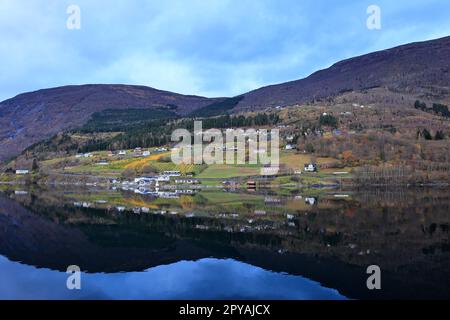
[143,150,151,157]
[163,170,181,177]
[285,144,295,150]
[156,175,170,182]
[134,148,143,156]
[15,169,29,175]
[304,163,317,172]
[118,150,127,155]
[134,177,155,185]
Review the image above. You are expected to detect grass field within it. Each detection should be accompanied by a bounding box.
[279,152,337,170]
[197,164,261,179]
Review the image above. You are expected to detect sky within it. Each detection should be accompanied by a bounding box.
[0,256,346,299]
[0,0,449,101]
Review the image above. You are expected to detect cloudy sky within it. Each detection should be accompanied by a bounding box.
[0,0,449,101]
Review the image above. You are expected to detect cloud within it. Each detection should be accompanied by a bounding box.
[0,0,449,101]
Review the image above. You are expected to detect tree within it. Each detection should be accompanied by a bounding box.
[422,129,432,140]
[32,158,39,171]
[432,103,450,118]
[305,143,315,153]
[414,100,427,111]
[435,130,445,140]
[342,150,354,163]
[121,168,136,179]
[319,114,338,128]
[142,165,157,175]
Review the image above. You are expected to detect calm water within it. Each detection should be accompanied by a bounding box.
[0,256,345,300]
[0,186,449,299]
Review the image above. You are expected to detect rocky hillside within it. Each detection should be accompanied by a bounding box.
[1,36,450,162]
[235,36,450,110]
[0,84,221,161]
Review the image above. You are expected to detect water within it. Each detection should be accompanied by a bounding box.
[0,256,345,300]
[0,186,449,299]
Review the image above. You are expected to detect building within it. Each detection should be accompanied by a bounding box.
[285,144,295,150]
[15,169,29,175]
[163,170,181,177]
[143,150,151,157]
[75,153,92,158]
[304,163,317,172]
[118,150,127,156]
[175,189,195,194]
[174,179,199,184]
[134,177,156,185]
[156,175,170,182]
[261,166,279,176]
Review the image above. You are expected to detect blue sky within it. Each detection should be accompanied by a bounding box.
[0,256,346,299]
[0,0,449,101]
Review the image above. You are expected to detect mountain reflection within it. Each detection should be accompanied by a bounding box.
[0,187,449,299]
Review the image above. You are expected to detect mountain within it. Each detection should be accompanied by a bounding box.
[0,84,221,162]
[1,36,450,162]
[235,36,450,110]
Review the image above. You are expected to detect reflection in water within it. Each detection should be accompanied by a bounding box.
[0,256,345,300]
[0,186,449,299]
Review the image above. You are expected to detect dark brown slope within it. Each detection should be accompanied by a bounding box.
[0,84,220,161]
[2,36,450,162]
[236,36,450,110]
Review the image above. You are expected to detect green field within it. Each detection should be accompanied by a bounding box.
[197,164,261,179]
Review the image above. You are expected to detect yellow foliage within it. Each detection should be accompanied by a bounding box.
[124,152,171,170]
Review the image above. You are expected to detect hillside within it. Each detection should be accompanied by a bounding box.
[1,36,450,162]
[235,36,450,111]
[0,84,221,161]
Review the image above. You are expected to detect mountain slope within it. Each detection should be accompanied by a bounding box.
[235,36,450,110]
[1,36,450,162]
[0,84,220,161]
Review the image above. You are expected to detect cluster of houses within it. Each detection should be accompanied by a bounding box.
[76,147,169,162]
[112,171,198,187]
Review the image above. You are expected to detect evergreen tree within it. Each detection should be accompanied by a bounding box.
[422,129,432,140]
[434,130,445,140]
